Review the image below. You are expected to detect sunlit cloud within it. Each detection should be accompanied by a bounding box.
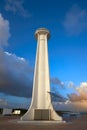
[52,82,87,112]
[53,100,87,112]
[68,82,87,102]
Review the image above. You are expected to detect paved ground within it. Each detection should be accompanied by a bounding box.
[0,115,87,130]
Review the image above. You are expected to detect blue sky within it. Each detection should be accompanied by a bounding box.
[0,0,87,110]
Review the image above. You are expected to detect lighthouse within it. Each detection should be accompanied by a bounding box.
[21,28,62,121]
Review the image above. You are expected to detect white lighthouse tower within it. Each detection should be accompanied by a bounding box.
[21,28,62,121]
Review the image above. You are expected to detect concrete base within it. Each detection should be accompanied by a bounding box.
[18,120,66,125]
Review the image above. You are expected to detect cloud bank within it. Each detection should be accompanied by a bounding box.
[0,51,33,98]
[63,4,87,36]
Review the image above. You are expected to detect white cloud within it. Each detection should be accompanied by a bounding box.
[0,13,10,47]
[63,5,87,36]
[4,0,29,17]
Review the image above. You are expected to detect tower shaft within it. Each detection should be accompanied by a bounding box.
[33,33,50,109]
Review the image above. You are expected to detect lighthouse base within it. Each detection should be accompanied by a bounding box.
[21,107,62,121]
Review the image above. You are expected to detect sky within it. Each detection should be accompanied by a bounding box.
[0,0,87,111]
